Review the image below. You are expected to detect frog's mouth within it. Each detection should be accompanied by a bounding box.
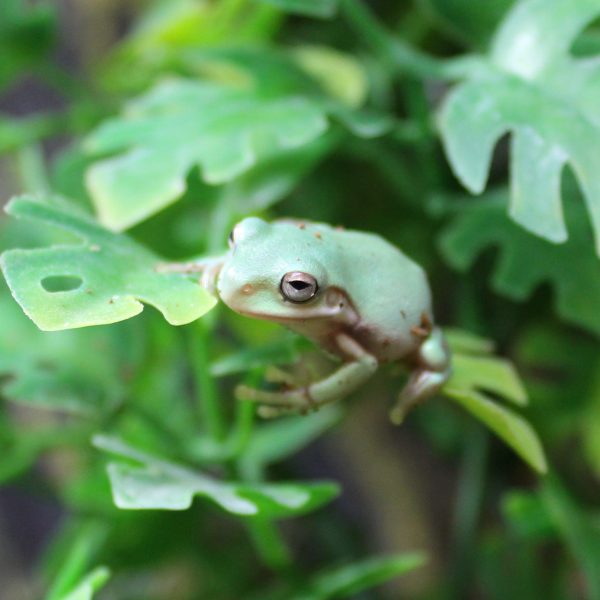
[233,308,327,323]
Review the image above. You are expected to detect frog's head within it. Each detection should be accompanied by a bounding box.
[217,217,346,323]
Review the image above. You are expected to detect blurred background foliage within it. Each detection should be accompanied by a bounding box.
[1,0,600,598]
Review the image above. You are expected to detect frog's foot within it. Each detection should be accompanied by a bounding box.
[390,369,450,425]
[236,333,378,419]
[389,326,451,425]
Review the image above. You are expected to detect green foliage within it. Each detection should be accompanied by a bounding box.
[85,54,389,230]
[439,189,600,336]
[0,0,599,598]
[439,0,600,252]
[444,331,547,473]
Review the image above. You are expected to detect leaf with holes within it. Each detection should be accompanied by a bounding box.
[85,76,391,230]
[93,435,339,517]
[0,195,216,331]
[444,330,547,473]
[439,189,600,336]
[438,0,600,254]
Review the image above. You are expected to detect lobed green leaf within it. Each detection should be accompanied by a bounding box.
[85,76,391,230]
[438,0,600,254]
[444,330,547,473]
[94,435,339,518]
[1,195,216,331]
[439,190,600,336]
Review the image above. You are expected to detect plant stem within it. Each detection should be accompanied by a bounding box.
[16,143,50,194]
[447,423,489,600]
[341,0,482,81]
[188,320,226,442]
[228,370,262,460]
[44,520,107,600]
[245,517,292,571]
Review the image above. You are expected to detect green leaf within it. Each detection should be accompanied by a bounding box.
[239,406,342,479]
[438,0,600,253]
[1,195,216,331]
[0,0,56,90]
[57,567,110,600]
[290,45,367,107]
[0,286,137,413]
[583,369,600,476]
[44,521,108,600]
[255,0,339,19]
[85,77,390,230]
[540,478,600,600]
[444,330,547,473]
[93,435,339,518]
[422,0,515,47]
[444,387,546,473]
[439,190,600,336]
[446,329,527,405]
[444,328,495,355]
[292,553,427,600]
[502,490,555,540]
[210,335,305,377]
[224,134,336,214]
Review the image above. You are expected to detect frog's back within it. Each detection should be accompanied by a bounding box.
[326,225,433,362]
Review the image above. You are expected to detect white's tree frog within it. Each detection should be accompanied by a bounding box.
[162,218,451,423]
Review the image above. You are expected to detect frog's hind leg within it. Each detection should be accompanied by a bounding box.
[389,326,451,425]
[236,333,378,416]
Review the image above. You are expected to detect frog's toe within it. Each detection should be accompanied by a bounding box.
[234,384,305,407]
[257,405,300,419]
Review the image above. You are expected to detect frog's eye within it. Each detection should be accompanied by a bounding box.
[280,272,318,303]
[228,229,235,248]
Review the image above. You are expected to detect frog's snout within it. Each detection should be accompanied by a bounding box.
[217,264,259,308]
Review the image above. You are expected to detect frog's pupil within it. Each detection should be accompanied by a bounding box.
[290,281,310,290]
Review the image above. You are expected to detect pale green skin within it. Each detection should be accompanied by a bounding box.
[166,217,451,423]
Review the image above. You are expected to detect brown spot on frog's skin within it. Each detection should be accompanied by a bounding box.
[241,283,254,295]
[411,325,429,338]
[314,232,322,240]
[411,313,433,338]
[335,225,345,231]
[298,223,306,230]
[383,338,391,348]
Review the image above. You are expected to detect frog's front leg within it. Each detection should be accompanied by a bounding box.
[235,333,378,417]
[156,257,224,295]
[389,326,451,425]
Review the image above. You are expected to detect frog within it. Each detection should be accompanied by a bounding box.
[160,217,451,424]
